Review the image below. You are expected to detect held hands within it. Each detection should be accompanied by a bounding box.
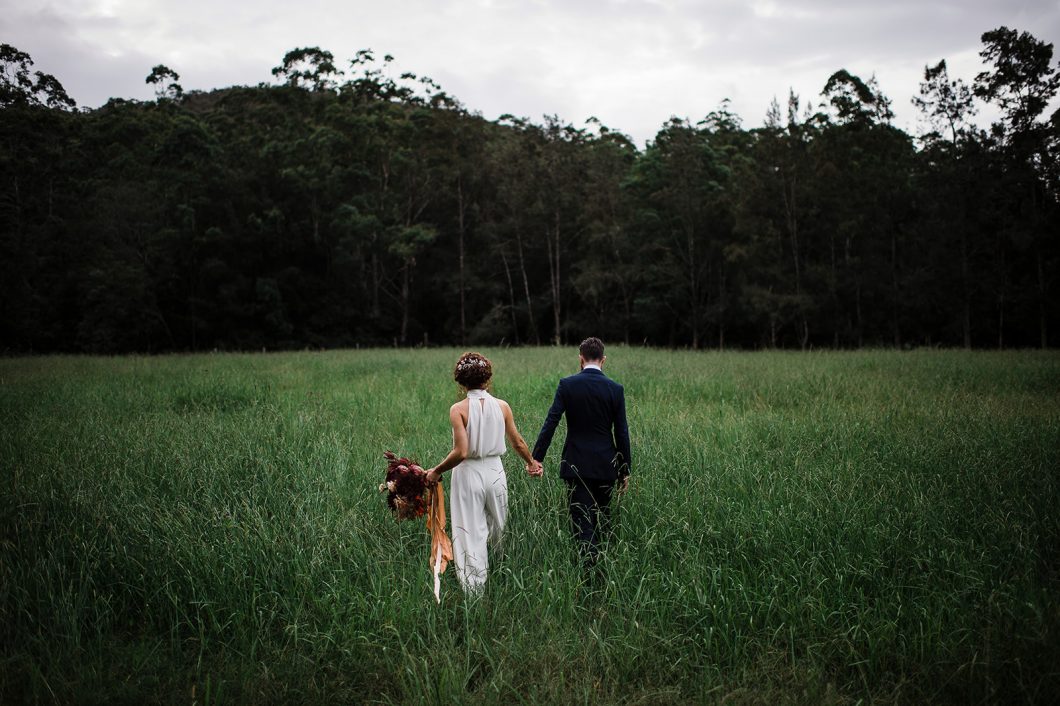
[526,459,544,477]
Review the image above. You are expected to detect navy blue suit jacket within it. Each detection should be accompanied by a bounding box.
[532,368,631,482]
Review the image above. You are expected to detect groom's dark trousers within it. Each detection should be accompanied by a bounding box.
[532,367,630,565]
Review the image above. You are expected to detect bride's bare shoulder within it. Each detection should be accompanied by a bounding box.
[449,399,469,425]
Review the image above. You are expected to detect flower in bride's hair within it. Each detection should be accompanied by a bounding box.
[453,352,492,389]
[458,357,485,369]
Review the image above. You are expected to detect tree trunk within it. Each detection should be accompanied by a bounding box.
[891,229,900,347]
[457,176,467,345]
[189,238,197,352]
[687,225,699,349]
[13,177,22,249]
[373,155,389,323]
[399,259,410,345]
[500,247,519,344]
[546,211,562,345]
[997,236,1006,349]
[624,296,632,345]
[830,230,839,346]
[855,279,863,348]
[371,239,380,319]
[606,225,633,346]
[845,234,856,346]
[961,230,971,349]
[1030,174,1046,349]
[516,230,538,344]
[718,267,726,351]
[998,292,1005,349]
[1037,249,1047,349]
[312,196,320,244]
[783,169,806,348]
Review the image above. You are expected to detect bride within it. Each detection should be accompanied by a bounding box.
[425,352,541,594]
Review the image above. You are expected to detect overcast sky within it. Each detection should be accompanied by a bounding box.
[4,0,1059,145]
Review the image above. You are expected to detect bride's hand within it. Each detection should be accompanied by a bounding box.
[426,468,441,485]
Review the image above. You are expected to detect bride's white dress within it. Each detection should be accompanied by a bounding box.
[450,388,508,593]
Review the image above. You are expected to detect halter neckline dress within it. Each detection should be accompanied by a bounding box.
[449,388,508,593]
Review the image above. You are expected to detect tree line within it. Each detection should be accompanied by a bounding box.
[1,27,1058,353]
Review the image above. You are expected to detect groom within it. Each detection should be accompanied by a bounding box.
[530,337,631,566]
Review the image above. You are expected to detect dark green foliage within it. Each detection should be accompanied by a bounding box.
[1,28,1058,352]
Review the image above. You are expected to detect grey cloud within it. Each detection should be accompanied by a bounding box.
[681,1,1060,70]
[7,6,158,105]
[4,0,1059,145]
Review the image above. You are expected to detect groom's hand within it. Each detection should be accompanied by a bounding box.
[526,459,543,477]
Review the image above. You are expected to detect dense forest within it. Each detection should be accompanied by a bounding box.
[1,27,1058,352]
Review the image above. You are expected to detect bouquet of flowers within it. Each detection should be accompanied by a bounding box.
[379,450,431,521]
[378,450,454,602]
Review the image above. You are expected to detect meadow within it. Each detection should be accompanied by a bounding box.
[1,348,1058,704]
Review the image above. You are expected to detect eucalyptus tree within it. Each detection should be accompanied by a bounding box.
[913,60,977,144]
[733,99,788,347]
[697,102,750,349]
[343,52,448,344]
[481,115,544,345]
[0,44,77,350]
[814,70,914,346]
[739,91,816,347]
[538,115,590,345]
[419,94,488,345]
[272,47,343,91]
[0,43,75,110]
[571,117,640,343]
[821,69,894,126]
[146,64,183,100]
[912,60,981,347]
[627,117,728,348]
[975,27,1059,348]
[71,98,185,351]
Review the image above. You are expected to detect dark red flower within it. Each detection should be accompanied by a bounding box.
[380,450,430,521]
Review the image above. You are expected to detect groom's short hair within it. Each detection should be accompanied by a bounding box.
[579,337,605,361]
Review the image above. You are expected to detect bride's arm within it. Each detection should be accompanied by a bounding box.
[426,404,468,484]
[501,401,541,476]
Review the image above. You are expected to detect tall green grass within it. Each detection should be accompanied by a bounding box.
[1,349,1058,704]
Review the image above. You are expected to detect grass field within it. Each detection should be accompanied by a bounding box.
[1,348,1059,704]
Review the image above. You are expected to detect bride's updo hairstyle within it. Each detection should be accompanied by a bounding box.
[454,352,493,391]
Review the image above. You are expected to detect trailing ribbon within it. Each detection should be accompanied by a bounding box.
[426,484,453,603]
